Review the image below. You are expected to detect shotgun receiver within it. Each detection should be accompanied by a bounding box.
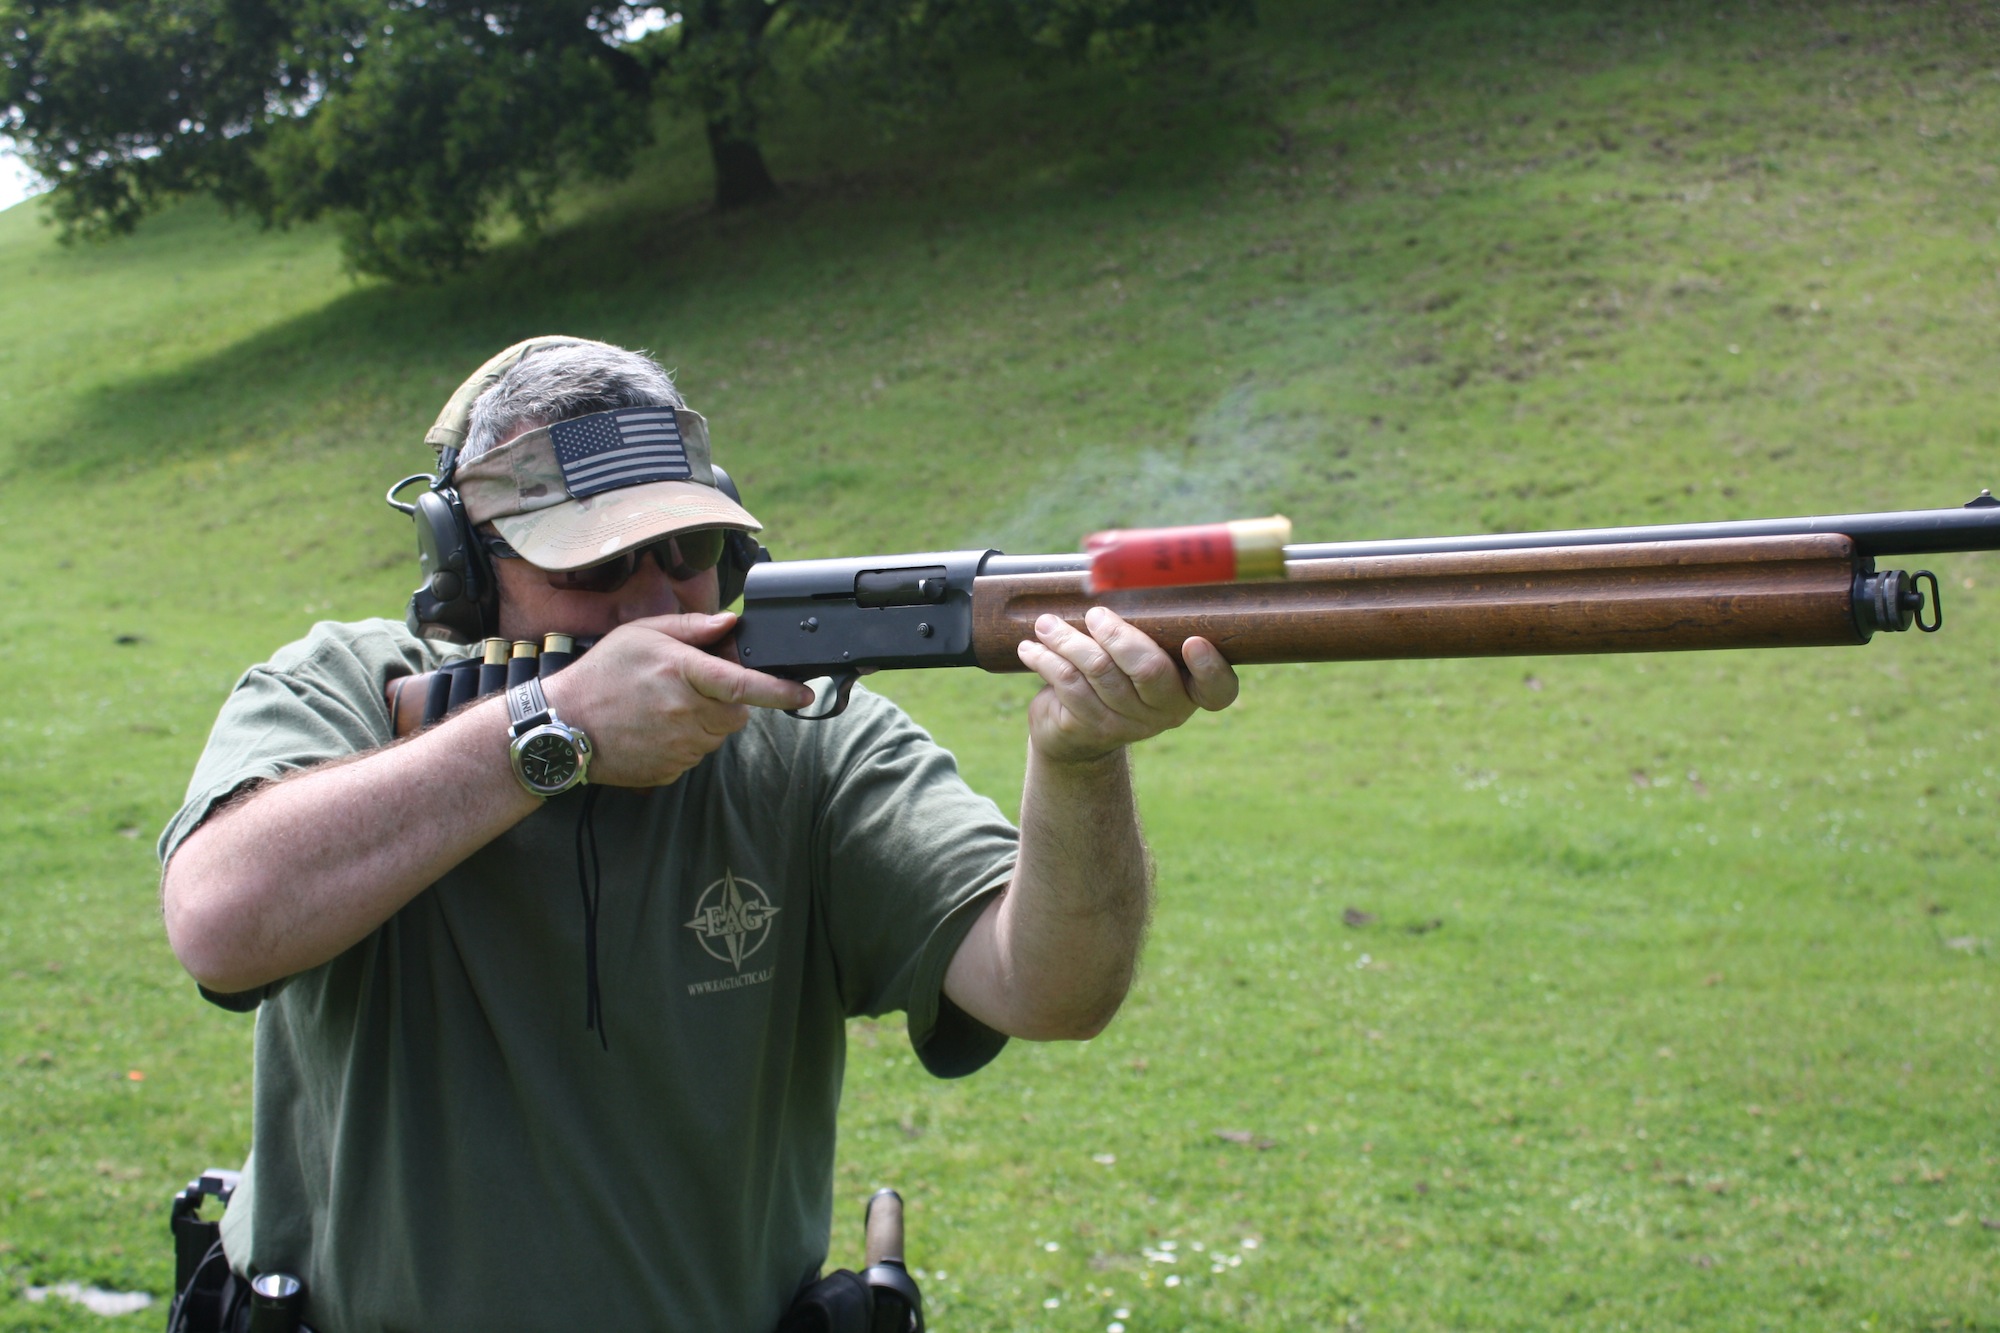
[395,494,1999,732]
[732,493,1998,718]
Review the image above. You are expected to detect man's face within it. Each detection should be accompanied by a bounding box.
[492,545,720,641]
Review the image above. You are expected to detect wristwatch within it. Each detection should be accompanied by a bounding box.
[506,676,593,797]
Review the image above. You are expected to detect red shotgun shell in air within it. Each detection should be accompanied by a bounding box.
[1084,516,1292,591]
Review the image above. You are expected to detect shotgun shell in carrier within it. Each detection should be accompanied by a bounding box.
[444,656,482,713]
[506,640,540,688]
[539,633,577,676]
[1083,516,1292,592]
[477,637,511,697]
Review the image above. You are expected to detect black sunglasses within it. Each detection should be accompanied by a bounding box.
[484,529,728,594]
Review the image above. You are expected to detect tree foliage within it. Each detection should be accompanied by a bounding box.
[1,0,1248,280]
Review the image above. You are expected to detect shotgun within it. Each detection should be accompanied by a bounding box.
[394,492,2000,731]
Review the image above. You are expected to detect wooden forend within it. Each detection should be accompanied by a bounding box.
[970,535,1864,672]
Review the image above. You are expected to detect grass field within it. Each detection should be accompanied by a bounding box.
[2,0,1997,1328]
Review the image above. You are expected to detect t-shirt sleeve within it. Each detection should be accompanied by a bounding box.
[156,620,429,1006]
[811,689,1018,1079]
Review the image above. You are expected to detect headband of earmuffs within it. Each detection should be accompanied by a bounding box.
[425,334,596,469]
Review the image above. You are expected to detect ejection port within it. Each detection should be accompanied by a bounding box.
[854,566,951,608]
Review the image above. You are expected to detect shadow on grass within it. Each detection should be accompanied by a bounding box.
[10,13,1291,480]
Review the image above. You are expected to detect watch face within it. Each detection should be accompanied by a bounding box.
[519,731,580,790]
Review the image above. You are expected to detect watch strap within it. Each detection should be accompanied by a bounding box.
[507,676,552,734]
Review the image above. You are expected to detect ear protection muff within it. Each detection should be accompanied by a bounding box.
[710,465,771,608]
[387,459,496,645]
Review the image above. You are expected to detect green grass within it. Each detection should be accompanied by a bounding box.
[2,0,1997,1327]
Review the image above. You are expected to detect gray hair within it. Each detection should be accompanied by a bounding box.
[462,341,684,461]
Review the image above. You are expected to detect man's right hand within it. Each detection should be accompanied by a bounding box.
[543,612,816,788]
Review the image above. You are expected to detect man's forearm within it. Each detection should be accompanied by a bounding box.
[946,745,1152,1041]
[162,695,539,994]
[164,612,817,996]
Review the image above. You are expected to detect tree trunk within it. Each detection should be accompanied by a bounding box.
[706,120,777,210]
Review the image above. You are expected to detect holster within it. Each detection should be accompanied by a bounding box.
[775,1263,923,1333]
[774,1270,873,1333]
[166,1170,314,1333]
[168,1170,238,1333]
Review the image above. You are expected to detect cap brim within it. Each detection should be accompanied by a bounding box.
[491,479,760,571]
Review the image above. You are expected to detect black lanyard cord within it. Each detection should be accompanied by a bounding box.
[573,785,608,1051]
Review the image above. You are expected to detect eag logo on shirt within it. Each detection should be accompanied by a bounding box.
[683,869,780,995]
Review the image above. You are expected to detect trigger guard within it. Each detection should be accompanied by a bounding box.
[786,671,860,721]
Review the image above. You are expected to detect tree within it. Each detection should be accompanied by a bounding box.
[0,0,1248,281]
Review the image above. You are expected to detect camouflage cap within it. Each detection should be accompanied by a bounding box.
[433,338,759,572]
[455,406,759,570]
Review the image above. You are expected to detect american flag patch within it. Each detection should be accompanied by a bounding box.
[549,407,692,499]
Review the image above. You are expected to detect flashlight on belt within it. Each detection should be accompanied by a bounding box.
[245,1271,304,1333]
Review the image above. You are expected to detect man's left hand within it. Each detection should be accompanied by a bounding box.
[1016,608,1240,765]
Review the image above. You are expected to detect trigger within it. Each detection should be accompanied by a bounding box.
[786,671,861,721]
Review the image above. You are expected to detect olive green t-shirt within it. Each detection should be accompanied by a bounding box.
[159,619,1016,1332]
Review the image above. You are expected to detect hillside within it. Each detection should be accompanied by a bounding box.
[1,1,1996,1328]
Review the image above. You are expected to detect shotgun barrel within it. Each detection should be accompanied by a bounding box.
[734,495,1995,718]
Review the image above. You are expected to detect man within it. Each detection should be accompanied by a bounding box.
[160,336,1239,1330]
